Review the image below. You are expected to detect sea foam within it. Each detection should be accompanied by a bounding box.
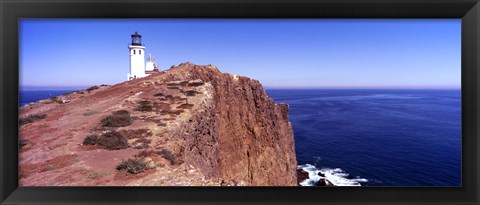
[298,164,368,186]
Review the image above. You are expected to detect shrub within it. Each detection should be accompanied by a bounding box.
[135,137,152,144]
[167,109,184,115]
[184,90,198,96]
[153,93,164,97]
[175,96,186,101]
[83,135,98,145]
[160,109,184,116]
[160,109,171,115]
[157,149,178,165]
[116,158,146,174]
[166,82,179,86]
[177,103,194,109]
[49,96,63,103]
[188,82,205,87]
[86,85,99,92]
[135,143,150,149]
[165,95,174,100]
[97,131,129,150]
[101,111,132,127]
[135,101,153,112]
[167,86,179,90]
[112,110,130,115]
[135,150,151,158]
[19,114,47,125]
[179,81,189,86]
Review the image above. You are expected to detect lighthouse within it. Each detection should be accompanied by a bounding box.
[128,32,146,80]
[127,32,160,80]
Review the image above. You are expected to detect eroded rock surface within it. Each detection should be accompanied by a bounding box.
[19,62,297,186]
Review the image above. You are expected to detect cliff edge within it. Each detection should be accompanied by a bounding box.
[19,62,297,186]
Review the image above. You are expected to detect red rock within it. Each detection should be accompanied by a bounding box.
[19,62,297,186]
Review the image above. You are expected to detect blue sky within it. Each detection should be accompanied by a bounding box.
[20,19,461,89]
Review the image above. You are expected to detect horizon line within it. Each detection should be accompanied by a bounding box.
[20,85,461,90]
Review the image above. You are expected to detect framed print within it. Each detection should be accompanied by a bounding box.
[1,0,479,204]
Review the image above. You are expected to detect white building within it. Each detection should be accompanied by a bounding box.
[145,54,160,75]
[128,32,160,80]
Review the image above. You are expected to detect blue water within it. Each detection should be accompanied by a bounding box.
[19,89,78,106]
[267,89,461,186]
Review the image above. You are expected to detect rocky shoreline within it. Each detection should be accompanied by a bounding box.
[297,168,334,186]
[297,164,367,186]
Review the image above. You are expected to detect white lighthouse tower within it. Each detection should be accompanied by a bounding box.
[128,32,146,80]
[127,32,160,80]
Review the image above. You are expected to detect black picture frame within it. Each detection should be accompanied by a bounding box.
[1,0,479,204]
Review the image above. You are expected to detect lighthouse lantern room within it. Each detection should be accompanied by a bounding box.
[131,32,142,45]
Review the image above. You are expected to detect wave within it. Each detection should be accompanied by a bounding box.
[298,164,368,186]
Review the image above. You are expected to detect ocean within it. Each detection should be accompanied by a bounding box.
[19,89,79,106]
[19,89,461,186]
[266,89,461,186]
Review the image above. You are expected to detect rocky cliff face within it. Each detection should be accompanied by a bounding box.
[19,62,297,186]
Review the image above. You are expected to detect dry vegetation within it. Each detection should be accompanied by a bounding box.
[177,103,194,109]
[19,114,47,125]
[135,150,153,158]
[116,158,147,174]
[86,85,99,92]
[157,149,181,165]
[183,90,199,96]
[135,101,153,112]
[101,110,133,127]
[82,135,99,145]
[96,131,129,150]
[188,82,205,87]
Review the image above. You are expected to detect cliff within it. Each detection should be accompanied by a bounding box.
[19,62,298,186]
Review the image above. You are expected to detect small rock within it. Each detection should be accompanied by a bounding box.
[297,169,309,185]
[317,178,334,186]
